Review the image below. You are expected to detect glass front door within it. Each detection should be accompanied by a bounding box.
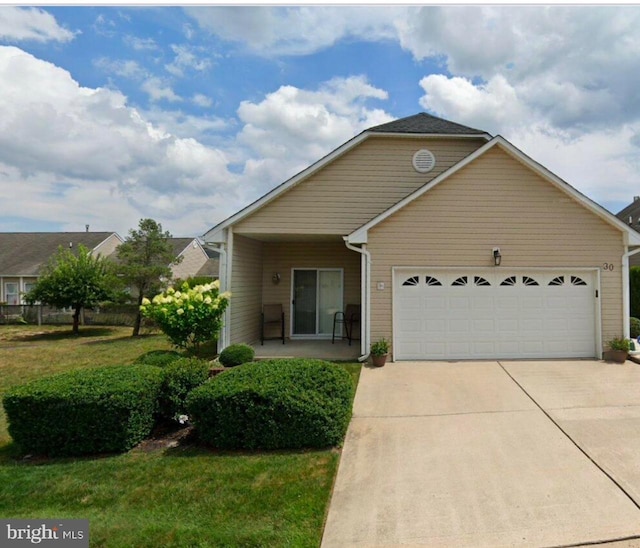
[292,269,343,336]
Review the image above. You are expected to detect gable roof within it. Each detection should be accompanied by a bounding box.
[168,238,198,258]
[202,112,492,242]
[0,232,121,276]
[347,135,640,246]
[368,112,487,136]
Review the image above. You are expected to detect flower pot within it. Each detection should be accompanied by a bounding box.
[371,353,388,367]
[605,349,628,364]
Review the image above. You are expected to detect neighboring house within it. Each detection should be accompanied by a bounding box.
[168,238,219,282]
[0,232,123,304]
[616,198,640,267]
[203,112,640,361]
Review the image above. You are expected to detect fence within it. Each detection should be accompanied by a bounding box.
[0,304,145,327]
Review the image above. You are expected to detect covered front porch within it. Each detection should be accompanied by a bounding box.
[216,233,366,355]
[253,338,361,361]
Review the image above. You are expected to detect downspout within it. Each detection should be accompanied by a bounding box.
[622,246,640,339]
[344,238,371,362]
[204,240,228,350]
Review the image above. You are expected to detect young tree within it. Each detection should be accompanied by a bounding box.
[116,218,181,336]
[25,245,116,335]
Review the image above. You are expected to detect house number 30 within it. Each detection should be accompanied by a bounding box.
[603,263,614,271]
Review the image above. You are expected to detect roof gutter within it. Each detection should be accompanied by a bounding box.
[203,240,229,351]
[344,237,371,363]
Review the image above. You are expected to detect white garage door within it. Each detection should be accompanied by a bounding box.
[393,269,597,360]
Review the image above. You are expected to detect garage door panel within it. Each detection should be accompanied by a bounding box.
[394,269,597,360]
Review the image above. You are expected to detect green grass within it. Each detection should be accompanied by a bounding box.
[0,325,361,547]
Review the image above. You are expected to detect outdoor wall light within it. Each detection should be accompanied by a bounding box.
[272,272,281,284]
[493,248,502,266]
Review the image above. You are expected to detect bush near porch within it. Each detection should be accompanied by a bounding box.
[188,358,354,450]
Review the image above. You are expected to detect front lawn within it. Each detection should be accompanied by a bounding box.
[0,325,360,547]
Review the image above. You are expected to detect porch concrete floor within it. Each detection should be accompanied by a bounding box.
[253,338,361,361]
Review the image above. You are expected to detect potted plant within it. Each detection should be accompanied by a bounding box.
[370,338,389,367]
[605,337,630,363]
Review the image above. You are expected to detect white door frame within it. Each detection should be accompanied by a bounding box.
[290,268,344,339]
[391,266,602,361]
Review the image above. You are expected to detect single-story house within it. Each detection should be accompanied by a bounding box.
[203,113,640,361]
[168,238,219,282]
[0,232,123,304]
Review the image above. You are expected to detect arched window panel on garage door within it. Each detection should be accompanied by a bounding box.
[425,276,442,286]
[500,276,517,286]
[549,276,565,286]
[523,276,539,286]
[571,276,587,286]
[452,276,468,286]
[474,276,491,286]
[402,276,420,286]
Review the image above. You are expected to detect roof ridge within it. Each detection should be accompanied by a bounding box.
[367,112,488,136]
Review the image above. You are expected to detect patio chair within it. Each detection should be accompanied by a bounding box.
[261,303,285,345]
[332,304,361,346]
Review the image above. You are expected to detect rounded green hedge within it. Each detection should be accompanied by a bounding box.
[187,359,354,450]
[159,357,211,420]
[3,365,163,457]
[218,343,255,367]
[134,350,182,368]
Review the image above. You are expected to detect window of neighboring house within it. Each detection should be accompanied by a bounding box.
[5,283,19,305]
[23,283,37,303]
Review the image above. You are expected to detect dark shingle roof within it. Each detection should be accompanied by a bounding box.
[616,198,640,232]
[168,238,197,257]
[195,257,220,278]
[368,112,488,136]
[0,232,117,276]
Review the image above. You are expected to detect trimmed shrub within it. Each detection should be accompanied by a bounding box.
[631,317,640,340]
[218,343,255,367]
[3,365,163,457]
[134,349,182,368]
[187,359,354,450]
[159,357,211,420]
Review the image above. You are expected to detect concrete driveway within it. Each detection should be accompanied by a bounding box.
[321,361,640,547]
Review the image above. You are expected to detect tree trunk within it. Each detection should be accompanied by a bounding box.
[72,305,81,335]
[132,292,144,337]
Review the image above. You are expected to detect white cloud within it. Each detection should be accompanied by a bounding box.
[185,6,402,56]
[165,44,211,77]
[141,77,182,103]
[236,75,392,195]
[192,93,213,108]
[94,57,147,80]
[124,35,158,51]
[0,7,75,43]
[0,46,239,236]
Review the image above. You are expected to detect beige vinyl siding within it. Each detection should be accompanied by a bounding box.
[230,235,264,345]
[92,233,121,258]
[171,241,207,281]
[235,137,486,236]
[368,147,624,354]
[261,242,361,336]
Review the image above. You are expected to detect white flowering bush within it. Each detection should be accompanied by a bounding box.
[140,281,230,351]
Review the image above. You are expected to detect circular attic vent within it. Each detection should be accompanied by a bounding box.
[412,149,436,173]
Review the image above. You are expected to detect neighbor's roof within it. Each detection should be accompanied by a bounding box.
[168,238,198,257]
[368,112,488,136]
[0,232,119,276]
[616,199,640,232]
